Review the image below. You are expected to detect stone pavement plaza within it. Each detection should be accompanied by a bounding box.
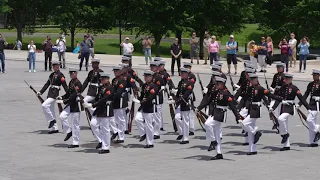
[1,58,320,180]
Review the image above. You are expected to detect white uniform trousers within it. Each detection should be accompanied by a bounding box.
[41,98,58,130]
[205,117,222,154]
[154,104,163,136]
[242,115,258,152]
[59,106,80,145]
[175,107,190,141]
[239,107,249,143]
[113,108,126,140]
[91,116,111,150]
[135,111,155,145]
[83,96,96,114]
[189,110,195,133]
[135,112,145,136]
[306,111,320,144]
[278,113,291,147]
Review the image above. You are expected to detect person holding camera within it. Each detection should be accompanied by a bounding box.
[120,37,134,67]
[279,38,290,72]
[43,36,53,71]
[298,37,310,73]
[56,34,66,69]
[142,36,152,65]
[28,40,37,73]
[87,33,95,58]
[79,35,91,71]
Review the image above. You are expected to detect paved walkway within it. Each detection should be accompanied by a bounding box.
[4,49,320,80]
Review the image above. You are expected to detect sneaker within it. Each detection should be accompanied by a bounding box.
[28,70,32,72]
[33,70,36,73]
[2,71,5,74]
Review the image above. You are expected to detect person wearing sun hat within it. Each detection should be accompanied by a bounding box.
[120,37,134,67]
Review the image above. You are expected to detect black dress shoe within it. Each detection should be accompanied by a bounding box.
[272,124,278,130]
[64,132,72,141]
[99,149,110,154]
[281,133,290,144]
[48,119,56,129]
[68,144,79,148]
[242,142,249,146]
[280,147,290,151]
[244,132,248,137]
[176,135,183,140]
[180,141,189,144]
[153,135,160,139]
[139,134,146,142]
[111,133,118,140]
[48,130,59,134]
[207,141,217,151]
[144,145,154,148]
[314,132,320,142]
[210,154,223,160]
[241,130,245,134]
[160,128,165,131]
[125,130,130,134]
[254,131,262,144]
[247,152,258,155]
[96,142,102,149]
[189,132,194,136]
[308,144,319,147]
[114,140,124,144]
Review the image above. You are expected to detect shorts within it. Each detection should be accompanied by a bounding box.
[227,54,237,65]
[190,50,198,58]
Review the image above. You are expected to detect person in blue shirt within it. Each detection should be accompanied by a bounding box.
[298,37,310,73]
[226,35,238,75]
[257,37,268,72]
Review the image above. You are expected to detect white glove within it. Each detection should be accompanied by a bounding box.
[194,108,199,114]
[37,92,41,96]
[168,96,173,100]
[171,89,178,95]
[269,107,274,112]
[282,100,290,105]
[295,104,300,109]
[237,96,242,103]
[56,96,62,100]
[315,97,320,101]
[233,84,240,89]
[238,120,243,124]
[202,87,208,94]
[308,110,313,114]
[269,87,275,93]
[56,100,63,104]
[132,98,140,104]
[167,100,175,104]
[161,86,166,90]
[83,103,92,108]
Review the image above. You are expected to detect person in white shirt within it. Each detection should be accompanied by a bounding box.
[120,37,134,67]
[28,40,37,72]
[203,32,211,65]
[56,35,66,69]
[289,33,297,68]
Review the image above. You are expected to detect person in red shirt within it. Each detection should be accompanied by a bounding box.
[278,38,290,72]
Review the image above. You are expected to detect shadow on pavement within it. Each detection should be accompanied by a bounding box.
[162,132,178,135]
[222,141,245,146]
[74,149,98,154]
[261,130,278,134]
[122,143,145,148]
[48,143,69,148]
[193,136,205,140]
[225,150,247,155]
[80,126,91,130]
[28,130,53,134]
[224,133,242,137]
[291,143,309,147]
[183,155,235,161]
[189,145,208,150]
[81,142,98,149]
[224,125,242,129]
[159,140,180,144]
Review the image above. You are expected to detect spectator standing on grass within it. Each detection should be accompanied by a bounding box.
[257,37,268,72]
[13,39,22,50]
[247,40,258,71]
[289,33,297,68]
[266,36,274,66]
[42,36,53,71]
[226,35,238,75]
[56,35,66,69]
[87,33,95,58]
[279,38,289,72]
[170,38,182,76]
[203,33,211,65]
[0,34,8,73]
[208,35,220,65]
[298,37,310,73]
[79,35,91,71]
[28,40,36,73]
[189,32,199,64]
[120,37,134,67]
[142,36,152,65]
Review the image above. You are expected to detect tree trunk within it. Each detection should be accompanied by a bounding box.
[70,29,75,50]
[154,33,162,57]
[198,29,205,60]
[16,24,23,43]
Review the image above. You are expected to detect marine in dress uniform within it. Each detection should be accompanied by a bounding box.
[196,77,241,160]
[150,61,165,139]
[57,68,83,148]
[269,63,286,117]
[296,69,320,147]
[121,56,144,86]
[84,73,114,154]
[133,70,159,148]
[110,65,129,143]
[82,58,104,114]
[234,62,255,91]
[240,73,283,155]
[168,68,194,144]
[270,74,311,151]
[183,62,196,135]
[210,64,227,79]
[37,60,68,134]
[157,59,175,130]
